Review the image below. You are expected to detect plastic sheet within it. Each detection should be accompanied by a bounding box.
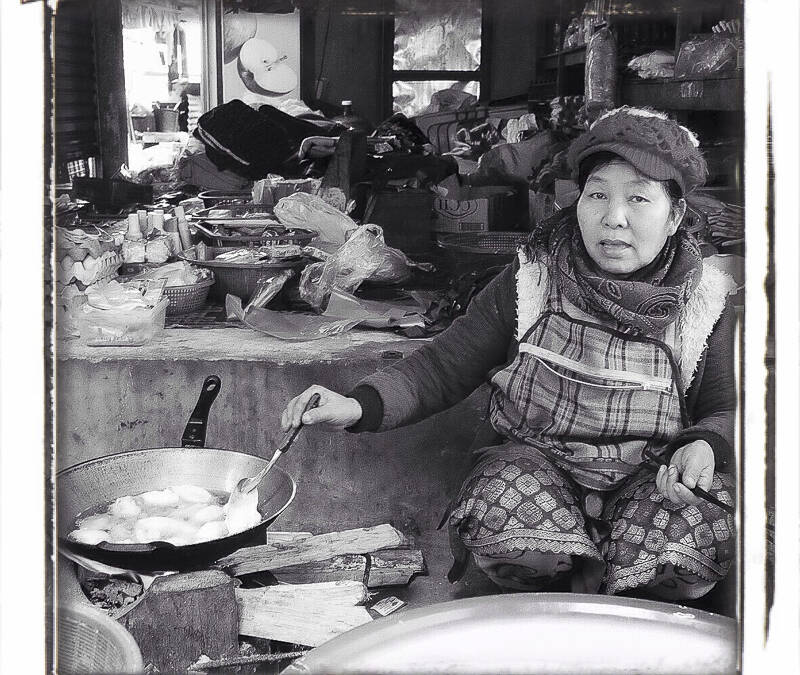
[627,50,675,79]
[674,34,741,78]
[225,294,362,341]
[244,268,295,312]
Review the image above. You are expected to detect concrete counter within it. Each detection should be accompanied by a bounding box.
[56,327,489,534]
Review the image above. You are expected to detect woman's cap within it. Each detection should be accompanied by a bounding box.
[567,106,708,194]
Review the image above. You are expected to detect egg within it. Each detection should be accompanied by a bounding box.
[139,489,180,508]
[171,485,215,504]
[190,504,224,525]
[109,496,141,519]
[70,528,108,545]
[78,514,114,531]
[195,520,229,543]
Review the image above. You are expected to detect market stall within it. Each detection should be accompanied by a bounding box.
[52,0,748,672]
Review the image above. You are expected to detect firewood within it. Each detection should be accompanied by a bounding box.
[117,570,239,674]
[264,531,312,545]
[271,549,426,587]
[368,549,427,587]
[215,524,404,577]
[188,651,308,672]
[271,554,368,584]
[235,580,370,607]
[236,588,372,647]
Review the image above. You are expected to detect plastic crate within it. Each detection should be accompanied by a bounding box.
[436,231,530,275]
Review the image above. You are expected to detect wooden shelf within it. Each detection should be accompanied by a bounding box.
[620,73,743,111]
[539,45,587,70]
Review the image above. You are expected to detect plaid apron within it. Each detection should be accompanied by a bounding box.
[449,291,735,592]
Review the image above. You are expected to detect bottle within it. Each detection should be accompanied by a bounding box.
[332,100,372,134]
[126,213,142,241]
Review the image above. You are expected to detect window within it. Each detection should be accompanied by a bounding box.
[391,0,485,117]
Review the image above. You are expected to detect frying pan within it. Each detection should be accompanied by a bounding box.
[283,593,737,675]
[56,376,296,573]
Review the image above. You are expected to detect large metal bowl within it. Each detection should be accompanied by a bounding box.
[283,593,738,675]
[57,447,295,573]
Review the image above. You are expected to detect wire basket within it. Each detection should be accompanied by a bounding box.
[436,231,530,275]
[163,276,215,316]
[57,603,144,674]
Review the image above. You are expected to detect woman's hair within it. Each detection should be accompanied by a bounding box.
[577,151,683,207]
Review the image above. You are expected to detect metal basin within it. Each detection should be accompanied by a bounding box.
[283,593,737,675]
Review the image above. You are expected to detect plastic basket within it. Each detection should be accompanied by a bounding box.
[163,276,215,316]
[57,603,144,674]
[436,231,530,274]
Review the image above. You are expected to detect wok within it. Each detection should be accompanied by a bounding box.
[283,593,737,675]
[57,376,296,573]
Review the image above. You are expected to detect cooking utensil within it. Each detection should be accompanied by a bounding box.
[56,375,297,572]
[643,449,735,515]
[283,593,736,675]
[228,393,320,507]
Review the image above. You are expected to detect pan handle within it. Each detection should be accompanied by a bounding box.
[181,375,221,448]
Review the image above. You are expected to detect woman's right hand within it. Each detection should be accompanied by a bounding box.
[280,385,363,432]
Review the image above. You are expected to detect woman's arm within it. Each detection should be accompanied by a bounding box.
[667,299,738,472]
[348,261,519,432]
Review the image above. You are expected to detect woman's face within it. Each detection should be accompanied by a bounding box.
[576,161,683,275]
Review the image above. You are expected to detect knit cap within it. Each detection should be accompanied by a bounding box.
[567,106,708,194]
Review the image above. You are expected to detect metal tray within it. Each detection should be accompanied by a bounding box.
[188,204,280,227]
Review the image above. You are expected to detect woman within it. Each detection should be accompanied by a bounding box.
[281,107,738,599]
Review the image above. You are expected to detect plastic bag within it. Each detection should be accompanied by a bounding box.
[252,175,319,206]
[244,268,295,312]
[298,226,385,310]
[674,34,740,78]
[273,192,357,246]
[585,26,617,121]
[628,50,675,79]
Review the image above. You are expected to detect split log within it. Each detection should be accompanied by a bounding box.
[215,524,404,577]
[236,584,372,647]
[271,549,426,587]
[368,549,427,587]
[264,531,312,545]
[271,554,368,585]
[236,580,370,607]
[117,570,239,674]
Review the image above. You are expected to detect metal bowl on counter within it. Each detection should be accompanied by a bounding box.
[283,593,737,675]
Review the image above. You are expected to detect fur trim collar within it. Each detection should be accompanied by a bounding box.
[516,256,737,391]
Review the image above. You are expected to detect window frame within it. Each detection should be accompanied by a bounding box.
[381,0,492,119]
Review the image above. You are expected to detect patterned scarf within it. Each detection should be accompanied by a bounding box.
[543,211,703,336]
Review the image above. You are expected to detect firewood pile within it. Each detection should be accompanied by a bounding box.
[74,524,426,674]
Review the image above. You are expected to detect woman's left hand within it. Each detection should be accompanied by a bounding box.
[656,440,714,507]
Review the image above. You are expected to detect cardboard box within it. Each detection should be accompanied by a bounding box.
[433,177,516,233]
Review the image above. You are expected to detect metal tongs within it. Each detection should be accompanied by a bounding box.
[643,449,735,515]
[228,394,321,504]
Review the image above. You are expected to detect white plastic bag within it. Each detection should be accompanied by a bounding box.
[274,192,357,246]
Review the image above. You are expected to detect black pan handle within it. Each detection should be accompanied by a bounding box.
[181,375,221,448]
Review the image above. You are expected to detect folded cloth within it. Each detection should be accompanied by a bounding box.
[194,100,339,180]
